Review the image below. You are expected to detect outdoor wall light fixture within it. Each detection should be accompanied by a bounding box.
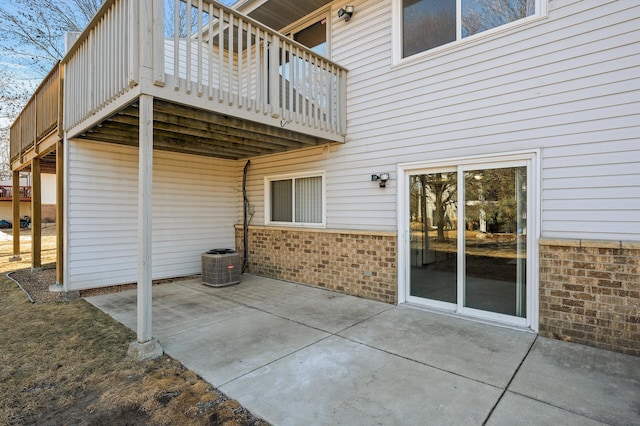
[338,5,355,22]
[371,172,390,188]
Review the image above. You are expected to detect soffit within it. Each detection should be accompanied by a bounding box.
[246,0,333,31]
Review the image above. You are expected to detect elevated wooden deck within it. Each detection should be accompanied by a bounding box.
[61,0,347,160]
[9,63,63,277]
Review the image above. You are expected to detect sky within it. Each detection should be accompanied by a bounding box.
[0,0,68,127]
[0,0,47,81]
[0,0,238,128]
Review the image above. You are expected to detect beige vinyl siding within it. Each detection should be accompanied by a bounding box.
[67,140,237,290]
[67,141,138,289]
[152,151,237,277]
[242,0,640,241]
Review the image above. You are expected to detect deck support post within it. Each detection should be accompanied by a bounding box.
[129,94,162,361]
[10,170,21,261]
[55,140,64,285]
[31,158,42,269]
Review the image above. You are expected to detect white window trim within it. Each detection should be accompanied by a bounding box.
[265,170,326,228]
[391,0,549,68]
[397,150,540,331]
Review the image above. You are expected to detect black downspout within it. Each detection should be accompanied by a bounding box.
[242,160,251,273]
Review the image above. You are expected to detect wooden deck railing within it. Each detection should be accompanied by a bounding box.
[62,0,347,139]
[9,62,62,163]
[164,0,348,136]
[0,186,31,201]
[62,0,138,130]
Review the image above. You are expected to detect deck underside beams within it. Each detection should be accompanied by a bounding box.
[75,99,332,160]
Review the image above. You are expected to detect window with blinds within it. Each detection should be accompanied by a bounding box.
[267,173,324,226]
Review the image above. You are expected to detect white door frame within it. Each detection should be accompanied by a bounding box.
[397,150,540,331]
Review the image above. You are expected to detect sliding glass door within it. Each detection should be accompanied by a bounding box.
[407,159,531,325]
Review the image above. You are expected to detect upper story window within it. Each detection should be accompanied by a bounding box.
[266,172,325,227]
[402,0,540,59]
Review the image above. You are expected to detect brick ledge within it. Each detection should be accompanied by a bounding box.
[539,238,640,250]
[234,224,397,237]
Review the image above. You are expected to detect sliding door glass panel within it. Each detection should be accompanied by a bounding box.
[409,172,458,303]
[463,167,527,317]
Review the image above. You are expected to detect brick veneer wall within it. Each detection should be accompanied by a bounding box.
[235,225,397,303]
[539,239,640,356]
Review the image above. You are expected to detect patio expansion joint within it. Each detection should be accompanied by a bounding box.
[263,302,398,337]
[336,332,506,391]
[481,335,538,426]
[481,336,624,426]
[501,389,615,425]
[331,304,396,335]
[218,333,335,388]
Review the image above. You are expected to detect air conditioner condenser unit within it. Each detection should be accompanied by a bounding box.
[201,249,241,287]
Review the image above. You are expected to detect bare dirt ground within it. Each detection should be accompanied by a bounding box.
[0,227,269,425]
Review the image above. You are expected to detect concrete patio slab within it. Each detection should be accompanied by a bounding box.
[486,392,608,426]
[161,309,330,385]
[221,335,502,426]
[86,275,640,426]
[339,306,537,387]
[508,338,640,426]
